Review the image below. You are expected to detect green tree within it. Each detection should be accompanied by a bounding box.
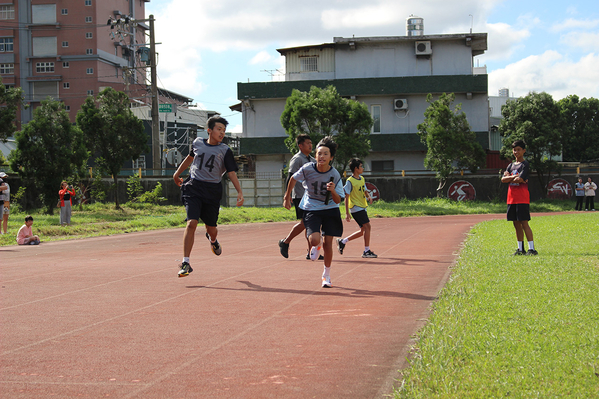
[9,98,88,214]
[77,87,148,209]
[499,91,564,197]
[280,85,372,173]
[417,93,486,197]
[0,78,26,142]
[557,95,599,162]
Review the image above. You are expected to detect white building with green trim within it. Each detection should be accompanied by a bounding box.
[235,33,490,175]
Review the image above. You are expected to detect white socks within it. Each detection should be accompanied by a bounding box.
[183,257,190,264]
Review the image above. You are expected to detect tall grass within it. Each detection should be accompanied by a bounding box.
[395,212,599,398]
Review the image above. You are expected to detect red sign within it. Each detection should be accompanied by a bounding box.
[365,182,380,202]
[547,178,573,199]
[447,180,476,201]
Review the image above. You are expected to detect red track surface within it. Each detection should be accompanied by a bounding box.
[1,214,503,398]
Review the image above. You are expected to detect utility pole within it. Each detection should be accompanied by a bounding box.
[149,15,160,173]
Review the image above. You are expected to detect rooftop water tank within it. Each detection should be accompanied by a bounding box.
[406,15,424,36]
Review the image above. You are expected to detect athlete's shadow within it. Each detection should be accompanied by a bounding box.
[188,280,436,301]
[337,257,448,266]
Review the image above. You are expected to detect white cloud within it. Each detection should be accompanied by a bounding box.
[551,18,599,32]
[483,22,531,61]
[249,51,273,65]
[489,50,599,100]
[559,31,599,51]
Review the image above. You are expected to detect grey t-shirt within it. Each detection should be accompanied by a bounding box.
[288,151,315,199]
[189,138,238,184]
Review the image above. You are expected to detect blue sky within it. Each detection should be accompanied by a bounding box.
[146,0,599,132]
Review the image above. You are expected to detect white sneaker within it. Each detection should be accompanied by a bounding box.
[310,245,321,261]
[321,276,332,288]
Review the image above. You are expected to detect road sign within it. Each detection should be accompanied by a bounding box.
[159,103,175,113]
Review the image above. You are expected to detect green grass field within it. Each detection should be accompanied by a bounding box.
[395,212,599,398]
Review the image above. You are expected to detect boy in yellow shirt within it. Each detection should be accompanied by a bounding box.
[337,158,377,258]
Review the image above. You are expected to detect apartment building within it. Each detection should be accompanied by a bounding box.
[0,0,149,126]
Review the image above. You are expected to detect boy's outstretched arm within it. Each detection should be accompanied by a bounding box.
[173,155,194,187]
[227,171,244,207]
[283,177,297,210]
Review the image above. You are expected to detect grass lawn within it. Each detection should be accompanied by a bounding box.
[1,198,574,246]
[395,212,599,398]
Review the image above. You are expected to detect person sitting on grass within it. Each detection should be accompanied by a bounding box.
[336,158,378,258]
[17,215,41,245]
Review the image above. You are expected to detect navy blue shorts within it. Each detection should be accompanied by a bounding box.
[181,178,221,226]
[507,203,530,221]
[351,209,370,228]
[293,198,304,220]
[303,208,343,238]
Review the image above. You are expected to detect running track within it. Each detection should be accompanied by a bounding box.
[1,214,503,398]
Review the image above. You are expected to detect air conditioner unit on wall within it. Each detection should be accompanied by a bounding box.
[415,41,432,55]
[394,99,408,110]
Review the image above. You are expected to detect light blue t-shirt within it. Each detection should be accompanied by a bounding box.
[292,163,344,211]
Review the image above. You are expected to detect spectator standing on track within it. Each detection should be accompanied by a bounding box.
[173,115,244,278]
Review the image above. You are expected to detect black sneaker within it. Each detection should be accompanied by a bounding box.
[362,250,378,258]
[178,262,193,278]
[513,249,525,256]
[206,233,222,256]
[336,238,345,255]
[306,252,325,260]
[525,249,538,256]
[278,239,289,258]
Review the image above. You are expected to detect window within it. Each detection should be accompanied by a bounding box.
[371,105,381,133]
[87,90,94,95]
[86,48,93,55]
[0,38,14,52]
[32,37,57,56]
[65,105,71,111]
[0,63,14,74]
[85,32,93,39]
[299,56,318,72]
[86,68,94,74]
[32,81,58,101]
[63,61,70,68]
[372,160,394,173]
[61,9,68,15]
[85,16,92,23]
[62,41,69,47]
[85,0,92,6]
[63,82,70,89]
[32,4,56,24]
[0,5,15,20]
[36,62,55,73]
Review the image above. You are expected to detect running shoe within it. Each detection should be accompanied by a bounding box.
[306,253,325,260]
[178,262,193,278]
[362,250,378,258]
[278,239,289,258]
[336,238,346,255]
[525,249,538,256]
[513,249,525,256]
[310,245,321,261]
[322,276,332,288]
[206,233,222,256]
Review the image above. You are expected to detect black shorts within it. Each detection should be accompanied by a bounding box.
[303,208,343,238]
[507,203,531,221]
[293,198,304,220]
[351,209,370,228]
[181,178,221,226]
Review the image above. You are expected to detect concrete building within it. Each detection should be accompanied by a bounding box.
[0,0,151,126]
[236,31,490,175]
